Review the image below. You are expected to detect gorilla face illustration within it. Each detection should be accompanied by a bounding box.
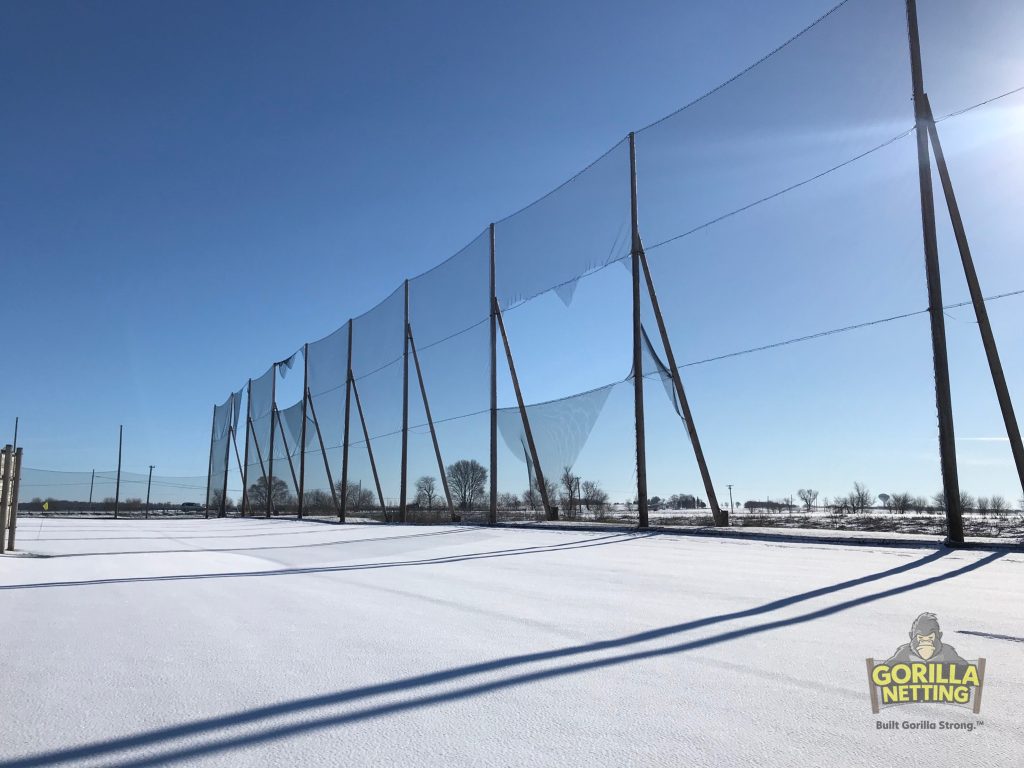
[913,631,938,659]
[909,612,943,660]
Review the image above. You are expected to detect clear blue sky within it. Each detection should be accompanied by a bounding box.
[3,0,1022,505]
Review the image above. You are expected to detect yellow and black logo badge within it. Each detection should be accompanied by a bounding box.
[866,612,986,714]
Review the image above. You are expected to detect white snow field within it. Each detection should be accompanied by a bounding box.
[0,518,1021,767]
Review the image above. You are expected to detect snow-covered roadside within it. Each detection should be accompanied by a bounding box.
[1,519,1020,767]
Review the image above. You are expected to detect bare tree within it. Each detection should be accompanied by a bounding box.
[497,492,519,512]
[976,496,990,514]
[447,459,487,511]
[933,489,975,512]
[989,495,1009,513]
[849,482,874,513]
[559,466,581,518]
[581,480,608,514]
[337,481,377,510]
[302,489,332,514]
[797,488,819,511]
[248,476,292,510]
[889,492,913,515]
[522,485,541,512]
[415,476,438,511]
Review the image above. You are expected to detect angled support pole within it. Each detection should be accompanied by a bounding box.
[906,0,963,544]
[351,372,387,515]
[298,344,309,518]
[273,405,300,510]
[220,398,231,518]
[489,223,498,525]
[407,323,457,521]
[922,95,1024,499]
[400,280,410,522]
[205,404,216,518]
[114,425,123,520]
[306,386,342,519]
[340,320,354,521]
[241,379,252,517]
[230,424,244,515]
[639,248,726,525]
[628,132,649,529]
[494,297,554,519]
[248,415,273,518]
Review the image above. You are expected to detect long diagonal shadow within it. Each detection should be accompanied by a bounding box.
[32,527,478,559]
[0,532,643,590]
[2,549,1000,767]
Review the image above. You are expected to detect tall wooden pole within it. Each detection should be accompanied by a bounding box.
[340,320,353,521]
[639,250,726,525]
[146,465,154,520]
[489,224,498,526]
[408,324,456,521]
[494,299,553,519]
[298,344,309,518]
[400,280,410,523]
[241,379,252,517]
[267,367,277,518]
[923,95,1024,499]
[629,132,649,529]
[906,0,963,543]
[114,424,123,519]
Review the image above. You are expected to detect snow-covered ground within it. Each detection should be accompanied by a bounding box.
[1,519,1020,767]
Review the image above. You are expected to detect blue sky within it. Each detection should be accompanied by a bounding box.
[3,0,1022,505]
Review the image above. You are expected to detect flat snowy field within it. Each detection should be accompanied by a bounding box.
[1,519,1020,767]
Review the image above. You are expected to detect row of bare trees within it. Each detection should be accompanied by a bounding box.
[743,483,1021,516]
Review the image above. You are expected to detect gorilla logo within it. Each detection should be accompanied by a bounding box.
[885,612,968,665]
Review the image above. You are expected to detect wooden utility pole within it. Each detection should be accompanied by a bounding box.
[906,0,963,543]
[629,132,649,529]
[489,224,498,526]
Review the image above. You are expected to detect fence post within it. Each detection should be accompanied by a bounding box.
[6,448,18,551]
[906,0,963,544]
[0,446,10,553]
